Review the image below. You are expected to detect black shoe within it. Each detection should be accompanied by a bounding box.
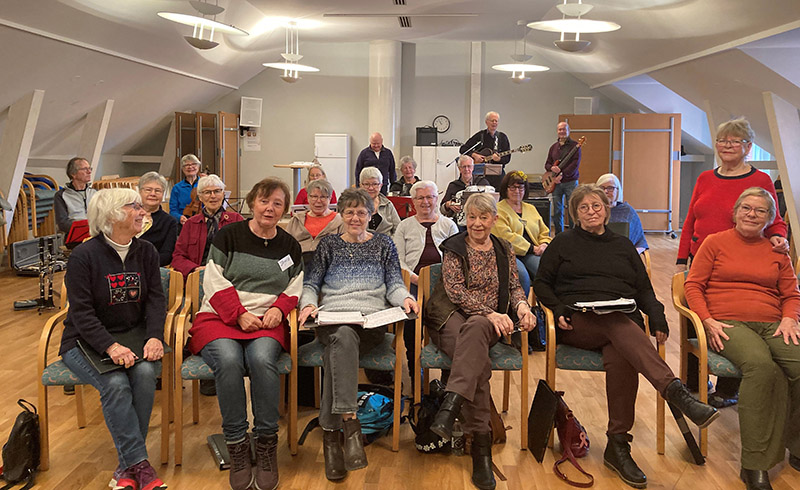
[322,430,347,481]
[789,454,800,472]
[740,468,772,490]
[604,433,647,489]
[199,379,217,396]
[429,392,465,441]
[341,418,367,471]
[708,392,738,408]
[63,385,75,396]
[664,379,719,428]
[227,436,254,490]
[470,432,496,490]
[364,369,393,386]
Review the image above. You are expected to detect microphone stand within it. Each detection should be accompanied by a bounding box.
[447,141,481,167]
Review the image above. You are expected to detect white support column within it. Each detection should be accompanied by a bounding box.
[0,90,44,236]
[79,99,114,180]
[469,42,483,136]
[763,91,800,243]
[368,40,402,156]
[702,99,718,167]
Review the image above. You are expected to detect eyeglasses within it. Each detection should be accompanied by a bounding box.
[600,185,618,192]
[577,202,604,214]
[342,209,370,219]
[361,182,381,189]
[182,163,199,168]
[308,194,330,201]
[508,184,526,191]
[124,202,143,211]
[738,204,769,217]
[76,166,92,172]
[459,165,474,170]
[715,138,749,147]
[200,189,224,196]
[140,187,164,195]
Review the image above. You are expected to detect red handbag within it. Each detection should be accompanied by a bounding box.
[553,391,593,487]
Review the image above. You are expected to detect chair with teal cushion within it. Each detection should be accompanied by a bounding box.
[414,264,530,449]
[173,268,297,464]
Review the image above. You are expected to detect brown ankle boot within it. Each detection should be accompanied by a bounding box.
[254,433,278,490]
[322,429,347,481]
[342,418,368,471]
[227,435,254,490]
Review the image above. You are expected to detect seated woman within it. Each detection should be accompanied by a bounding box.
[684,187,800,490]
[533,184,718,489]
[298,188,417,482]
[491,170,551,295]
[294,163,337,205]
[137,171,177,266]
[285,178,344,267]
[424,192,535,490]
[389,155,420,196]
[360,166,401,236]
[188,178,304,490]
[596,173,648,253]
[59,188,167,490]
[393,180,458,386]
[171,174,243,279]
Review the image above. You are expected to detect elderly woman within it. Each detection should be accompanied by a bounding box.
[534,184,718,489]
[285,178,344,267]
[424,193,535,490]
[298,188,417,482]
[491,170,551,295]
[137,171,177,266]
[294,164,338,205]
[596,173,648,253]
[170,154,206,225]
[685,187,800,490]
[188,178,303,490]
[360,166,401,236]
[59,188,167,490]
[172,174,243,279]
[678,117,788,406]
[389,155,420,196]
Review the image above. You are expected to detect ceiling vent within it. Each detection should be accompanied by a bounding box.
[398,16,412,28]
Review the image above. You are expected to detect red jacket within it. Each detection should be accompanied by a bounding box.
[171,210,244,278]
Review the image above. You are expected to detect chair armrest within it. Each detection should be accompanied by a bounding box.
[38,308,69,378]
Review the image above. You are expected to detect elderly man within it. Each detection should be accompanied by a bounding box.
[355,132,396,195]
[169,154,206,225]
[460,111,511,189]
[441,155,490,228]
[54,156,97,235]
[545,121,582,234]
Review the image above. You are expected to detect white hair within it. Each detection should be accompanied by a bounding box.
[485,111,499,122]
[180,154,200,167]
[596,173,623,202]
[138,171,167,192]
[410,180,438,197]
[197,174,225,193]
[359,166,383,184]
[88,188,141,237]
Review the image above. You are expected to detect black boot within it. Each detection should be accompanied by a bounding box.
[470,432,496,490]
[664,379,719,428]
[322,430,347,481]
[342,418,368,471]
[740,468,772,490]
[604,433,646,489]
[789,454,800,472]
[429,392,465,441]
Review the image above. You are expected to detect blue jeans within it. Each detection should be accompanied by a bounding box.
[61,347,160,469]
[552,179,578,234]
[201,337,283,442]
[515,254,541,297]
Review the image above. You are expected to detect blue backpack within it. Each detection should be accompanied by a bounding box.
[356,384,404,444]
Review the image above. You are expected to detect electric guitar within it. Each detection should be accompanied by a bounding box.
[476,144,533,162]
[542,136,586,194]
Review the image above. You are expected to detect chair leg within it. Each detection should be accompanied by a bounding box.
[38,384,50,471]
[502,371,510,413]
[392,364,402,451]
[313,367,321,409]
[545,362,556,449]
[699,365,709,456]
[75,385,86,428]
[175,376,184,466]
[520,331,529,450]
[289,366,298,455]
[160,354,171,465]
[657,343,666,455]
[192,380,200,424]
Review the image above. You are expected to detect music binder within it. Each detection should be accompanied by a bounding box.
[527,379,559,463]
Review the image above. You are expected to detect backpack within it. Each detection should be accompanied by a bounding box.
[408,379,451,453]
[356,384,403,445]
[0,400,40,490]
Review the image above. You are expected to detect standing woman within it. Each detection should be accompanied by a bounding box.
[389,156,420,196]
[137,172,178,266]
[60,188,167,490]
[188,178,304,490]
[677,117,788,407]
[294,163,338,205]
[596,173,648,253]
[170,154,205,225]
[360,166,401,236]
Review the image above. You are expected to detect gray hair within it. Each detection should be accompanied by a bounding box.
[359,166,383,184]
[138,171,168,193]
[88,188,141,237]
[337,188,375,215]
[485,111,499,122]
[307,178,333,198]
[66,157,89,179]
[398,155,417,172]
[410,180,438,198]
[596,173,623,202]
[717,117,755,144]
[458,155,474,167]
[568,184,611,226]
[463,193,497,217]
[180,154,201,167]
[197,174,225,194]
[733,187,777,224]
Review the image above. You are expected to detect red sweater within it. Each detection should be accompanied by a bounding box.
[685,228,800,323]
[677,168,785,264]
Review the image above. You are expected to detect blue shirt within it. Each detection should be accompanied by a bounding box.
[169,178,198,222]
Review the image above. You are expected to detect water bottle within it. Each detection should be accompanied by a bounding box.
[451,419,464,456]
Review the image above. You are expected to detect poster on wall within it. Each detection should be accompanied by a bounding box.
[243,129,261,152]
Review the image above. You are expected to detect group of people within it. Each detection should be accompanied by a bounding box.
[55,115,798,490]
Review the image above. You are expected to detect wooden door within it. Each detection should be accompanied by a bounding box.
[558,114,614,185]
[175,112,197,183]
[218,111,240,200]
[196,112,218,175]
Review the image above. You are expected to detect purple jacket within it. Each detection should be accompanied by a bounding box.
[171,210,244,278]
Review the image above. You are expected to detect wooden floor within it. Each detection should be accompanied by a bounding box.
[3,234,800,489]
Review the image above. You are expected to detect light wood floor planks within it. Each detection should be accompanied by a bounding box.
[1,234,799,489]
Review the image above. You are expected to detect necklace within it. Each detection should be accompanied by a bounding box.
[249,221,277,246]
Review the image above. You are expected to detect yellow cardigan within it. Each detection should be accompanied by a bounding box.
[492,199,551,256]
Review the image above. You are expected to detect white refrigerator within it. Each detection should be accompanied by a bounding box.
[314,133,350,196]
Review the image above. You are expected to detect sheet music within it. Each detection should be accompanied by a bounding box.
[363,307,409,329]
[317,311,365,325]
[573,298,635,308]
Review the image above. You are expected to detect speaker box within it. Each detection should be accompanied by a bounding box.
[240,97,263,127]
[416,127,437,146]
[525,197,551,228]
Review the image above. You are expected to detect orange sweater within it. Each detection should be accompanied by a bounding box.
[685,228,800,322]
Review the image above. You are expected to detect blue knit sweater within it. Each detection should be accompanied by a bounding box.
[610,201,648,251]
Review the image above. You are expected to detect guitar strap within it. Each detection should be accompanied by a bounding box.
[493,133,498,152]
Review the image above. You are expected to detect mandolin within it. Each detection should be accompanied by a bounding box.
[542,136,586,194]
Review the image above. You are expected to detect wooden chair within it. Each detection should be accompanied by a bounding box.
[542,250,665,454]
[671,271,742,456]
[173,269,297,464]
[37,267,181,470]
[413,263,530,449]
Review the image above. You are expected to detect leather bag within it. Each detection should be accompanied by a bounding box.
[553,392,593,487]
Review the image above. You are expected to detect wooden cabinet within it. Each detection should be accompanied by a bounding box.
[174,111,240,200]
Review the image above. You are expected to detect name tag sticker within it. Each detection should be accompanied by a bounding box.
[278,254,294,271]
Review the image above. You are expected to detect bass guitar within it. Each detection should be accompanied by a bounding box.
[542,136,585,194]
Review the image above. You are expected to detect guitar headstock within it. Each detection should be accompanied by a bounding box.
[516,144,533,153]
[576,136,587,147]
